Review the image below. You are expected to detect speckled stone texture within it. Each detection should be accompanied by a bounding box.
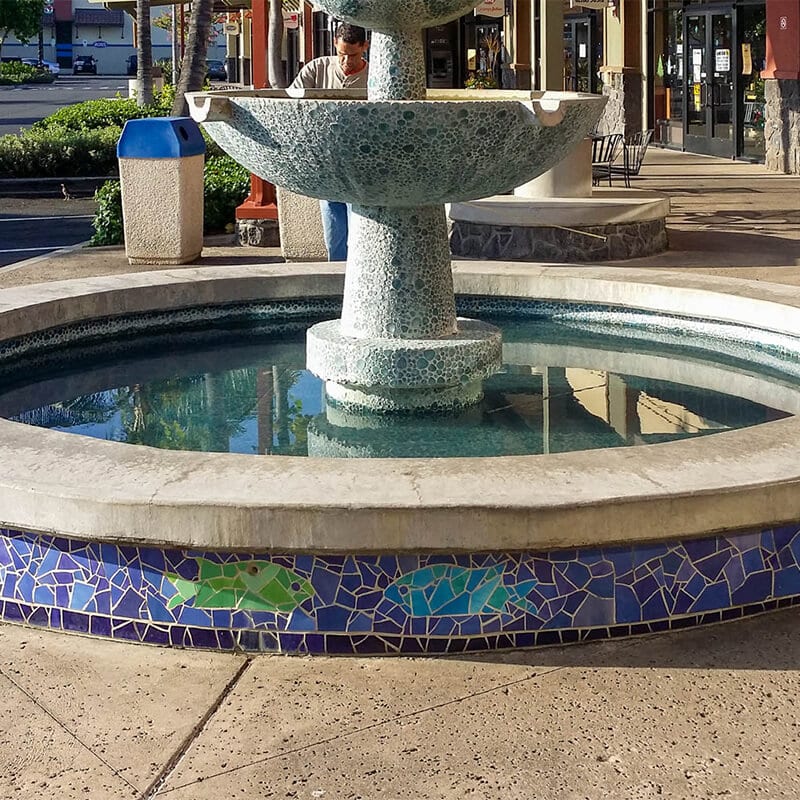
[368,31,427,101]
[200,97,602,207]
[342,206,455,339]
[308,203,501,409]
[307,316,501,410]
[450,217,668,262]
[119,154,204,265]
[316,0,481,32]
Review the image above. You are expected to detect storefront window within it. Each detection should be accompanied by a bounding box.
[563,11,602,94]
[652,5,683,147]
[739,4,766,161]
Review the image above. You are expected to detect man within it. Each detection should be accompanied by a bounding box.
[290,24,369,261]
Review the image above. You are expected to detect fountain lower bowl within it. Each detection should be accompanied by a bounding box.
[2,264,800,654]
[187,90,606,206]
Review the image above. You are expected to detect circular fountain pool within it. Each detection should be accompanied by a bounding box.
[2,263,800,654]
[2,300,798,460]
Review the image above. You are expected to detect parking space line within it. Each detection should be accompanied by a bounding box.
[0,215,94,223]
[1,240,90,271]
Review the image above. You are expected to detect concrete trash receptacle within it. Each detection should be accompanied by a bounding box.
[117,117,205,265]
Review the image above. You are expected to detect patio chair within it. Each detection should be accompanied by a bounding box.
[591,133,623,187]
[610,129,654,188]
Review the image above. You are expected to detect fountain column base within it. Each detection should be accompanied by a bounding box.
[306,317,501,413]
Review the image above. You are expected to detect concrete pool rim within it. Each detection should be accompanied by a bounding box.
[0,261,799,554]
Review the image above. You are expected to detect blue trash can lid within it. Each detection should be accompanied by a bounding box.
[117,117,206,159]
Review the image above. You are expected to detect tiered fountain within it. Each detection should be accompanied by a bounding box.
[188,0,605,414]
[3,0,800,656]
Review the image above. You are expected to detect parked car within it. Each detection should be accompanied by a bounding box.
[126,54,137,76]
[73,55,97,75]
[206,59,226,81]
[21,58,60,76]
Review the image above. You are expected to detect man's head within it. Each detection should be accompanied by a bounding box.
[334,23,368,75]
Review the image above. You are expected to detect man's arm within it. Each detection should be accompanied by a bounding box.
[290,59,323,89]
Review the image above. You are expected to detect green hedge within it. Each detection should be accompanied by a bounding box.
[0,85,224,177]
[31,86,176,133]
[0,62,55,85]
[0,125,121,178]
[89,156,250,246]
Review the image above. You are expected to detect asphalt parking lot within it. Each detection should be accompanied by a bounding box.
[0,196,97,268]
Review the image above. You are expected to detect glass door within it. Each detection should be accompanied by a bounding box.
[563,14,602,94]
[684,9,735,157]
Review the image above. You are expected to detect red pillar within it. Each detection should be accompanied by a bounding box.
[235,0,278,223]
[764,0,800,80]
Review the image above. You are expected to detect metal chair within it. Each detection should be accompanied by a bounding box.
[591,133,623,187]
[610,129,654,188]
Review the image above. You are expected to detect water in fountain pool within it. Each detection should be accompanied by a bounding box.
[0,302,797,459]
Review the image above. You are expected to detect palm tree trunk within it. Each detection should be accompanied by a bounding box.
[135,0,154,106]
[267,0,285,88]
[172,0,214,116]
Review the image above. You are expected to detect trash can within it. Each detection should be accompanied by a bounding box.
[117,117,205,265]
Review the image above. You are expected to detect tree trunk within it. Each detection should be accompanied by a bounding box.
[267,0,285,88]
[171,0,214,117]
[135,0,154,106]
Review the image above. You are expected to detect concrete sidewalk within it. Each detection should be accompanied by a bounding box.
[2,149,800,800]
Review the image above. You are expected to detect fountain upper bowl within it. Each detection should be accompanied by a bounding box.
[310,0,483,32]
[187,90,607,207]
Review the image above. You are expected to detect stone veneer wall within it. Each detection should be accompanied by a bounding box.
[597,71,643,137]
[450,218,667,263]
[765,79,800,175]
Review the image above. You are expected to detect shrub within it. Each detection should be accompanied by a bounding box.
[89,180,123,246]
[32,98,143,133]
[203,156,250,233]
[0,125,121,178]
[88,156,250,246]
[0,62,55,85]
[32,85,176,133]
[0,83,223,177]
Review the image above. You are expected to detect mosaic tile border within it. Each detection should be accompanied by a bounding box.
[2,525,800,654]
[2,296,800,378]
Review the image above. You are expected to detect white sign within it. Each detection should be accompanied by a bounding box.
[715,48,730,72]
[282,11,299,28]
[692,48,703,66]
[223,22,240,35]
[578,43,587,59]
[474,0,504,18]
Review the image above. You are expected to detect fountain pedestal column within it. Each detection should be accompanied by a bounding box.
[306,203,502,413]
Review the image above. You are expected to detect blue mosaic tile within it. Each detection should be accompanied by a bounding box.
[3,524,800,654]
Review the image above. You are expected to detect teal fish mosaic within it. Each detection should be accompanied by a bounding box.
[383,564,538,616]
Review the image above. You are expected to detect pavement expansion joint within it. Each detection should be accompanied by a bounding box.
[158,665,566,793]
[141,656,252,800]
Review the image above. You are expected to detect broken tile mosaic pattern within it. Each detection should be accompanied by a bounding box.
[2,525,799,654]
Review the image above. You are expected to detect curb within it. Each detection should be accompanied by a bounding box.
[0,176,115,199]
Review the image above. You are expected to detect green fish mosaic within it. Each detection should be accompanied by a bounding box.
[165,559,314,612]
[384,564,538,617]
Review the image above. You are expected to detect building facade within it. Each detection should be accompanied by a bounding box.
[1,0,226,76]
